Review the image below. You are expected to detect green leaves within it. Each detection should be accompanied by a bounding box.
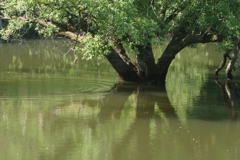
[86,0,160,46]
[1,0,240,57]
[0,19,26,41]
[78,34,111,60]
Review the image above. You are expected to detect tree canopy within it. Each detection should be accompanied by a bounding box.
[0,0,240,83]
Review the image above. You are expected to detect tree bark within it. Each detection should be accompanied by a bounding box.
[135,45,160,84]
[106,44,163,84]
[105,44,140,82]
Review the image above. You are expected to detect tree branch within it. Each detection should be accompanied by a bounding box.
[225,50,238,80]
[159,3,167,19]
[161,32,224,57]
[163,2,190,25]
[215,51,231,76]
[156,31,224,81]
[105,45,139,82]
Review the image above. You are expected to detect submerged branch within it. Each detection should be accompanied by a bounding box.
[225,50,238,80]
[215,50,231,76]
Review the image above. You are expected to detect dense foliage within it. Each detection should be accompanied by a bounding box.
[0,0,240,82]
[1,0,239,50]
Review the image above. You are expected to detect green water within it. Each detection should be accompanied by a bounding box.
[0,39,240,160]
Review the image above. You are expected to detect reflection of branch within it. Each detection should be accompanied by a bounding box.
[215,79,230,104]
[225,81,237,108]
[215,79,239,119]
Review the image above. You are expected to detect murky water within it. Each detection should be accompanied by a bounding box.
[0,39,240,160]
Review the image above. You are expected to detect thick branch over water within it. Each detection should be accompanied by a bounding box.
[157,32,224,81]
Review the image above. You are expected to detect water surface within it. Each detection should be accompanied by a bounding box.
[0,39,240,160]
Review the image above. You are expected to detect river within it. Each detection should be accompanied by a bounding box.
[0,39,240,160]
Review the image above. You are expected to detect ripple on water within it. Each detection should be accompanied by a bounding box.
[72,77,114,93]
[0,75,115,98]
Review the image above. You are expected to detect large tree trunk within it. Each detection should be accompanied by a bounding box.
[105,33,223,84]
[105,42,178,84]
[36,19,224,84]
[135,45,161,83]
[105,44,163,84]
[57,28,224,84]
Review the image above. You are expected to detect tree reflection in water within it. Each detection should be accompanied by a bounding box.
[85,82,240,160]
[95,83,178,160]
[1,81,240,160]
[99,83,176,119]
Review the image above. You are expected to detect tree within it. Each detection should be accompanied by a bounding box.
[0,0,240,84]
